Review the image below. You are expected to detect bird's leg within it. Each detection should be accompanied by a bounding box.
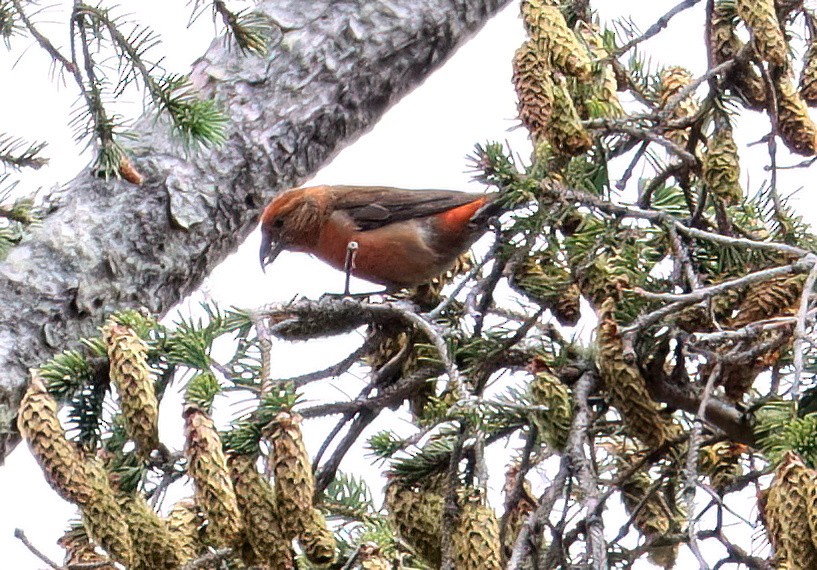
[343,241,359,296]
[322,240,391,297]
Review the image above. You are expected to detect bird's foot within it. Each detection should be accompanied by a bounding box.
[321,289,388,300]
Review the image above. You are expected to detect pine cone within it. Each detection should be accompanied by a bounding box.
[764,451,817,568]
[102,321,159,459]
[501,465,537,564]
[659,66,699,147]
[595,300,680,449]
[183,405,244,548]
[711,0,768,110]
[619,463,680,569]
[702,120,743,205]
[384,479,444,567]
[118,491,184,569]
[299,507,337,565]
[574,21,624,117]
[357,543,391,569]
[513,39,554,143]
[453,490,502,570]
[17,371,92,504]
[80,458,134,566]
[268,411,315,541]
[801,37,817,104]
[521,0,592,80]
[549,71,593,155]
[730,275,804,327]
[528,371,572,450]
[774,73,817,155]
[510,253,581,326]
[165,498,204,564]
[699,441,746,493]
[736,0,789,67]
[58,523,115,569]
[228,453,294,568]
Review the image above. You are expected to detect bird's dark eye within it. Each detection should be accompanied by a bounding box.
[273,218,284,228]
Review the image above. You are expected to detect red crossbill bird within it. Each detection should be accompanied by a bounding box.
[259,185,500,290]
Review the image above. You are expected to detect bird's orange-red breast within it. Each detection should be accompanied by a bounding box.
[259,185,500,289]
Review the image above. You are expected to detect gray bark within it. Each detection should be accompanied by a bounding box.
[0,0,511,463]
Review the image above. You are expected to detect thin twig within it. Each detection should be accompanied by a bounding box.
[791,263,817,399]
[339,544,363,570]
[507,456,571,568]
[285,342,369,389]
[298,366,440,419]
[470,239,510,337]
[440,424,467,570]
[687,311,814,344]
[546,182,810,257]
[565,372,607,568]
[616,141,649,191]
[252,311,273,395]
[625,256,814,335]
[685,361,722,570]
[758,63,786,226]
[667,222,701,291]
[312,335,410,489]
[314,407,377,495]
[589,119,698,166]
[633,260,809,303]
[638,162,686,208]
[500,426,539,558]
[14,528,62,570]
[611,0,702,58]
[11,0,77,76]
[428,238,498,320]
[608,471,669,546]
[181,548,233,570]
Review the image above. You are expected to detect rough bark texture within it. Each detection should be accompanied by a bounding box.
[0,0,511,463]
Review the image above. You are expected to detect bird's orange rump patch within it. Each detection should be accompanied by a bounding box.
[433,196,488,232]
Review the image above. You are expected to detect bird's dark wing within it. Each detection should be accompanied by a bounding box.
[331,186,487,231]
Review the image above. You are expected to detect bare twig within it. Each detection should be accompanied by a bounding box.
[565,372,607,568]
[687,311,815,345]
[545,182,810,257]
[667,222,701,291]
[10,0,77,76]
[339,543,364,570]
[252,311,274,395]
[181,548,233,570]
[589,119,698,166]
[791,262,817,399]
[14,528,62,570]
[507,456,571,568]
[284,342,369,389]
[637,161,686,208]
[684,360,722,570]
[298,366,440,419]
[611,0,702,58]
[314,407,377,494]
[616,141,649,191]
[500,426,539,558]
[428,236,498,320]
[440,424,467,570]
[626,256,815,335]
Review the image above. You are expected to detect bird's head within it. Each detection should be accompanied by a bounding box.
[259,187,328,272]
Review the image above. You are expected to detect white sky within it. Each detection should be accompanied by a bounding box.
[1,0,813,567]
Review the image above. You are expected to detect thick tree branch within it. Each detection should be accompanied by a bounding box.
[646,368,754,445]
[0,0,512,463]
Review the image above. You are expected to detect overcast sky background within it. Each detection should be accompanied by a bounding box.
[1,0,812,567]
